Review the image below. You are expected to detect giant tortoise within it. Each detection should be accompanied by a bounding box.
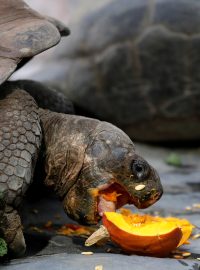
[33,0,200,142]
[0,0,162,257]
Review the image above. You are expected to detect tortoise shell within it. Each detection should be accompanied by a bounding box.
[0,0,69,85]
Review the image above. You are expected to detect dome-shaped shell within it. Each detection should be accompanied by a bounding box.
[45,0,200,142]
[0,0,69,85]
[58,0,200,57]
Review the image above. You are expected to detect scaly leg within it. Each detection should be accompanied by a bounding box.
[0,206,25,257]
[0,87,42,256]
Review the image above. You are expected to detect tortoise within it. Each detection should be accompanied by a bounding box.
[36,0,200,142]
[0,0,163,257]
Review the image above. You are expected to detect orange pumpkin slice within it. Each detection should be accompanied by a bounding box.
[165,217,194,246]
[102,212,193,257]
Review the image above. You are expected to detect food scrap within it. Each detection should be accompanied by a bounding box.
[185,206,192,211]
[172,254,184,259]
[101,191,121,202]
[29,222,95,238]
[44,221,53,229]
[29,226,43,233]
[57,223,95,237]
[184,203,200,211]
[85,225,110,246]
[192,203,200,208]
[191,233,200,240]
[31,208,39,214]
[81,251,93,255]
[95,265,103,270]
[182,252,191,257]
[171,250,191,259]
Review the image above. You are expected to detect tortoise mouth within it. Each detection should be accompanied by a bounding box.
[135,191,163,209]
[97,182,134,217]
[96,181,162,217]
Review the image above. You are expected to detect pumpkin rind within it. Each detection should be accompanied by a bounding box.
[102,212,183,257]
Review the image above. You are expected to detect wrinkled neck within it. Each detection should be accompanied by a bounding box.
[38,108,99,198]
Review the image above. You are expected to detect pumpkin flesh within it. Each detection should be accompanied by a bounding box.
[102,212,192,257]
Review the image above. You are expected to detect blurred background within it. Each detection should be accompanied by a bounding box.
[12,0,111,86]
[13,0,200,145]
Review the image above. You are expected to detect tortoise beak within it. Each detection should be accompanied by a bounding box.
[126,169,163,209]
[130,188,163,209]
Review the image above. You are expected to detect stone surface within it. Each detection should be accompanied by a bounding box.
[2,253,200,270]
[1,143,200,269]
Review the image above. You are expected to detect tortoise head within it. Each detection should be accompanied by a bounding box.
[63,122,163,225]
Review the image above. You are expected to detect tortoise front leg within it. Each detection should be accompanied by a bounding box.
[1,206,25,257]
[0,87,42,256]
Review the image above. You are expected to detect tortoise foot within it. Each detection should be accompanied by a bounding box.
[1,206,26,257]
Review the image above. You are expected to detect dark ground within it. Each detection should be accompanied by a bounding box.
[1,143,200,270]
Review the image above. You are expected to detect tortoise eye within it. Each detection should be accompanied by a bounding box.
[132,160,149,180]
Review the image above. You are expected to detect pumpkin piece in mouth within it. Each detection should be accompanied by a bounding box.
[97,183,132,216]
[98,190,121,216]
[101,191,121,202]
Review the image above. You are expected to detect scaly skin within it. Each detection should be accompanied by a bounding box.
[0,89,42,256]
[0,83,163,256]
[39,110,162,224]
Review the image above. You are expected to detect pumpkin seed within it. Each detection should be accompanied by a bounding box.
[81,251,93,255]
[192,234,200,240]
[95,265,103,270]
[182,252,191,257]
[173,255,184,259]
[192,203,200,208]
[135,184,145,191]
